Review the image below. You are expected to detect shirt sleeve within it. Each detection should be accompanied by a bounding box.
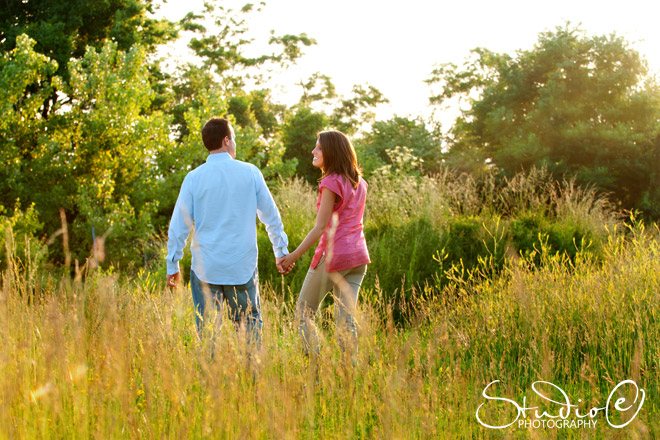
[166,175,194,275]
[319,174,343,205]
[253,167,289,258]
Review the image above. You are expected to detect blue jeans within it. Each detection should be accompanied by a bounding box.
[190,269,262,344]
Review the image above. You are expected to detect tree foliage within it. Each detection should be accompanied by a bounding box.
[282,106,328,184]
[1,35,173,266]
[1,0,177,118]
[173,0,315,132]
[0,0,176,74]
[296,73,388,136]
[428,25,660,214]
[355,116,443,177]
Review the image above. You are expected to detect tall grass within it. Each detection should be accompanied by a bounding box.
[262,167,619,306]
[1,250,443,438]
[1,176,658,438]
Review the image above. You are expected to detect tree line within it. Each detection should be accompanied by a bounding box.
[1,0,658,269]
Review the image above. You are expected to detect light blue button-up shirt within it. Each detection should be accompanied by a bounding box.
[166,152,288,285]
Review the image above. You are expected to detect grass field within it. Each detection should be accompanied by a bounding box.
[1,173,658,439]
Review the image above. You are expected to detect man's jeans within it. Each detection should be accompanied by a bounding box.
[190,269,262,344]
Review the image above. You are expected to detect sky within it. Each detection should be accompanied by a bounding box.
[153,0,660,126]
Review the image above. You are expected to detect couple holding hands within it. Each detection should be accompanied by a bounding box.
[166,117,370,356]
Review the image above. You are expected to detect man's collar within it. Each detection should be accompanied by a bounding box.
[206,152,232,162]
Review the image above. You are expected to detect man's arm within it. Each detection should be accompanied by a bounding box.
[166,176,194,286]
[253,168,289,259]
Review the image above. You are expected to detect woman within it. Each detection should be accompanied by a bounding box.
[279,130,370,356]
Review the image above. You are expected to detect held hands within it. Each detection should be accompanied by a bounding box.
[277,252,298,274]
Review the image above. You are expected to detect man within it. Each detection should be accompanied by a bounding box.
[166,117,289,340]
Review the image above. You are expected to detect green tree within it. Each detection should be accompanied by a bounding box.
[355,116,443,176]
[296,73,388,136]
[182,2,315,88]
[64,41,173,266]
[0,34,59,220]
[228,89,284,139]
[281,106,328,184]
[0,0,176,117]
[428,25,660,213]
[0,0,176,76]
[171,2,316,138]
[329,84,388,136]
[1,36,173,267]
[298,73,337,106]
[226,91,297,180]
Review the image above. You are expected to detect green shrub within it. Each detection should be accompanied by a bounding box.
[364,218,443,297]
[509,211,603,264]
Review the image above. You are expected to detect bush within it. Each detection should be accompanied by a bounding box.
[509,211,606,266]
[364,218,443,298]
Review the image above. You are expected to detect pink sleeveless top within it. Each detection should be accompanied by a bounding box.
[310,174,370,272]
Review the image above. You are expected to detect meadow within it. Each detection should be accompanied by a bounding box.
[1,169,658,439]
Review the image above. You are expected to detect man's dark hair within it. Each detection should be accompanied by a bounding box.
[201,117,232,151]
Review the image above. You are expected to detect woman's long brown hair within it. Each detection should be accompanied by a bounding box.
[318,130,362,189]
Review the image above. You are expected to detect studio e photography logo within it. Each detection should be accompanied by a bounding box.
[476,380,645,430]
